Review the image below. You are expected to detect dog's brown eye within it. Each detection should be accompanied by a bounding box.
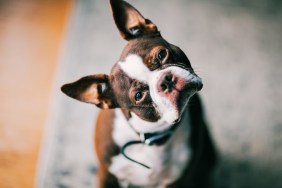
[158,49,167,61]
[135,92,143,101]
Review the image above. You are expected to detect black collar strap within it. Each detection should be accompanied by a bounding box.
[140,124,178,145]
[120,124,179,169]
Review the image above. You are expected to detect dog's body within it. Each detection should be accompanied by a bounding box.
[95,95,215,188]
[61,0,216,187]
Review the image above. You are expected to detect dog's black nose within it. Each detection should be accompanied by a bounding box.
[159,74,175,92]
[157,73,203,93]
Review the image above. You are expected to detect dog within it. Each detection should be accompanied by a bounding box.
[61,0,216,187]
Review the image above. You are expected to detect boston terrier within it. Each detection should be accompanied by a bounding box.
[61,0,216,187]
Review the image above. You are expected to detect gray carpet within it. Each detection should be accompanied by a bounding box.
[37,0,282,187]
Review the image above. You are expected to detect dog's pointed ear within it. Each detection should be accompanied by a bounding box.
[110,0,159,40]
[61,74,119,109]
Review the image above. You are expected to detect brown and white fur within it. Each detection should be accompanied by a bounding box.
[61,0,216,187]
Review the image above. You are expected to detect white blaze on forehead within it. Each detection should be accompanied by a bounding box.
[118,54,151,83]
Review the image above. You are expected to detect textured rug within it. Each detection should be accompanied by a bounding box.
[37,0,282,187]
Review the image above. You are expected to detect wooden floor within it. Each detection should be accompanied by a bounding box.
[0,0,72,187]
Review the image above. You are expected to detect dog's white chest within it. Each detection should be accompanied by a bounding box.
[109,109,192,187]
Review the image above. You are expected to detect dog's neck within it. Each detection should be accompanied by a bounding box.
[120,108,180,142]
[127,115,179,146]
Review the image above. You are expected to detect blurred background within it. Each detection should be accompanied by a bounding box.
[0,0,72,187]
[0,0,281,188]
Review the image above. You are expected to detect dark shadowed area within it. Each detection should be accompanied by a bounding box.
[37,0,282,187]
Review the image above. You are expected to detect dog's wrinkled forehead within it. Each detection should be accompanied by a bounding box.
[119,36,192,71]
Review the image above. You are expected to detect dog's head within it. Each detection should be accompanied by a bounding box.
[61,0,202,132]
